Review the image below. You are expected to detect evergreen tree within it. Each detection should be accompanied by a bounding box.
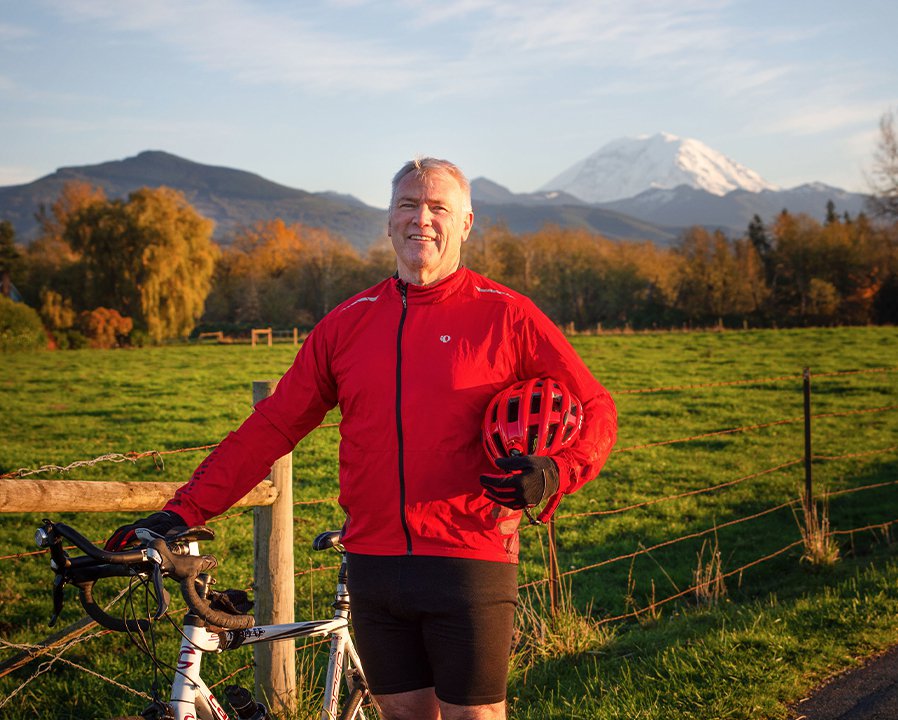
[0,220,21,298]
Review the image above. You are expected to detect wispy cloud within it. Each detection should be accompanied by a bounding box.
[47,0,425,93]
[0,21,34,41]
[766,102,890,137]
[40,0,891,118]
[41,0,750,93]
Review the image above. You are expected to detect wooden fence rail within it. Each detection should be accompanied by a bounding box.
[0,380,297,717]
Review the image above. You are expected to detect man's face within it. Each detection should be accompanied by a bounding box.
[388,169,474,286]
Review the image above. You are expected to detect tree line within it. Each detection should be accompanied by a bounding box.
[2,111,897,347]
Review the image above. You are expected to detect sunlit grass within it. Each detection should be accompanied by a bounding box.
[1,326,896,718]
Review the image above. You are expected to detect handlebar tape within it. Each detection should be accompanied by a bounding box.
[148,540,255,630]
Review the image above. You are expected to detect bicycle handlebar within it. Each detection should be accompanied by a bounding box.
[37,519,255,632]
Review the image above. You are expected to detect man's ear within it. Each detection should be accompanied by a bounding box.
[461,210,474,242]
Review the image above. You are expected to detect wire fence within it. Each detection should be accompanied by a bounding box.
[1,365,896,710]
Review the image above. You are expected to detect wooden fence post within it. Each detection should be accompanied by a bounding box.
[252,381,296,716]
[803,367,813,506]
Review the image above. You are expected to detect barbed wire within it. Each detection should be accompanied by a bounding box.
[0,633,151,711]
[611,366,896,396]
[814,444,898,461]
[813,367,898,379]
[613,417,804,453]
[591,539,808,627]
[0,443,220,480]
[613,373,802,395]
[209,662,254,690]
[519,496,800,590]
[558,458,803,520]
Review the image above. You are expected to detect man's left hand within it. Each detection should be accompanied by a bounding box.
[480,455,560,509]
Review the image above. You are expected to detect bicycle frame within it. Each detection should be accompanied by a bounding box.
[37,521,371,720]
[163,541,369,720]
[168,617,367,720]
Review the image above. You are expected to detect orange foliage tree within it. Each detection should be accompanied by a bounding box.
[77,307,133,349]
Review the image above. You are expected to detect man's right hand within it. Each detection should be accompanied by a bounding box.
[105,510,187,551]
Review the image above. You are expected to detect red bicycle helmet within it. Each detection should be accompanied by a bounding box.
[482,377,583,465]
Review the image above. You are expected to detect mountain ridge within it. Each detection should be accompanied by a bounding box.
[541,132,780,203]
[0,144,871,251]
[0,150,389,250]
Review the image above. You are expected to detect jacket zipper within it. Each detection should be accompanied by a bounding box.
[395,282,413,554]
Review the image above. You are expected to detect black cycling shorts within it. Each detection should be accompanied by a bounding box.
[346,553,518,706]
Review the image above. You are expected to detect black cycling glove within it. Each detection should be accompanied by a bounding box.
[480,455,560,510]
[105,510,187,551]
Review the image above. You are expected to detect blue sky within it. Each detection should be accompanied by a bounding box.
[1,0,896,208]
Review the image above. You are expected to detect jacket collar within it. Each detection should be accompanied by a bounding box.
[393,266,468,304]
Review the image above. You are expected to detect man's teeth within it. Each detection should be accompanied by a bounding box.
[410,235,432,241]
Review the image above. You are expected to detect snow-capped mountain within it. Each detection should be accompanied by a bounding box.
[540,132,779,203]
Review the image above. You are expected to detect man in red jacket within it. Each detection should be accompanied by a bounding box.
[108,158,617,720]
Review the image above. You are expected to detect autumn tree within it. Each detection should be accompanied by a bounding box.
[867,109,898,221]
[671,227,763,324]
[64,187,218,341]
[204,219,371,328]
[19,181,106,307]
[205,219,307,326]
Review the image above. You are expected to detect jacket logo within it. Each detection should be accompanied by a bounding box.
[440,335,451,343]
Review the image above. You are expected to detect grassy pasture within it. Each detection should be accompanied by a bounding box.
[0,326,896,719]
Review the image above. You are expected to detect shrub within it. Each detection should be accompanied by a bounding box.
[39,289,76,331]
[76,307,133,349]
[0,295,48,352]
[55,329,90,350]
[127,329,153,348]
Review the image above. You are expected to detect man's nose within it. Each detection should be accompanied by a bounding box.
[413,204,433,226]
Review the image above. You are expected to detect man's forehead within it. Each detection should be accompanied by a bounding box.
[395,170,462,198]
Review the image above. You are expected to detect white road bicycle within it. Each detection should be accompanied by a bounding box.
[35,519,372,720]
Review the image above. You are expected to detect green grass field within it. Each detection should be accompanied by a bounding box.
[1,326,897,719]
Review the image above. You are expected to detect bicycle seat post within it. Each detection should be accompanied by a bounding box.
[332,554,351,620]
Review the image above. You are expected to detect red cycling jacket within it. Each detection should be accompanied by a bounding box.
[166,267,617,563]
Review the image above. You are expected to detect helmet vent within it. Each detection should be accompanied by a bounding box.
[481,377,583,466]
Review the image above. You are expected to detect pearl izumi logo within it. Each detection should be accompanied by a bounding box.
[440,335,451,343]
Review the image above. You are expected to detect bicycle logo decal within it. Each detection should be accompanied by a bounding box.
[178,646,197,670]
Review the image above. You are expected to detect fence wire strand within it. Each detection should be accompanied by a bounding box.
[559,458,803,520]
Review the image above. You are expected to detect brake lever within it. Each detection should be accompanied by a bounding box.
[50,574,65,627]
[145,545,171,620]
[37,522,69,626]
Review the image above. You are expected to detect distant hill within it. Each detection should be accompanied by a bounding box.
[598,183,869,235]
[469,178,680,244]
[1,147,871,255]
[0,151,389,251]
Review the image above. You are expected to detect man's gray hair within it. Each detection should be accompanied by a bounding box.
[390,157,472,213]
